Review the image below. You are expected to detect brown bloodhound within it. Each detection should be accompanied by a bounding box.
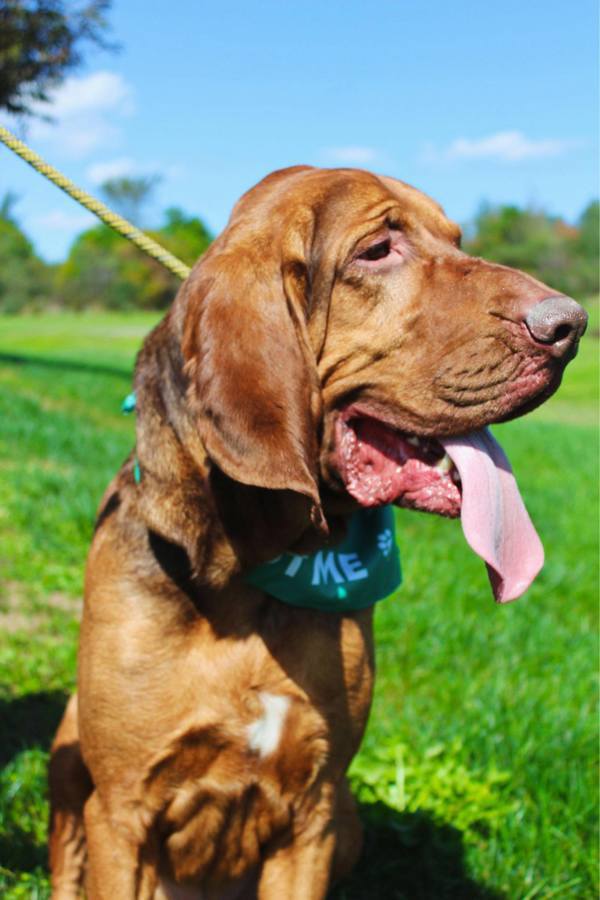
[48,166,587,899]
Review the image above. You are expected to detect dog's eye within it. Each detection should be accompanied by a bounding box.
[358,239,391,262]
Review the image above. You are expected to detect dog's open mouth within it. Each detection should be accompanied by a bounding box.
[337,414,461,516]
[336,410,544,603]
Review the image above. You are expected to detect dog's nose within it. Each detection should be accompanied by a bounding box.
[524,295,588,357]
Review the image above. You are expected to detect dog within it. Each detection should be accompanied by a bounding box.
[48,166,587,898]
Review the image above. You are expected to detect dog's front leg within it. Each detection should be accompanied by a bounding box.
[257,807,336,900]
[258,837,335,900]
[84,791,157,900]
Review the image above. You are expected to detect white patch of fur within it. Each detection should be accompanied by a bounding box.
[246,692,290,758]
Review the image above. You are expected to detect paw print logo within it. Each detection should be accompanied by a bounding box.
[377,528,393,557]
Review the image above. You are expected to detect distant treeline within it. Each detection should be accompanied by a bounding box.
[464,201,598,302]
[0,198,597,313]
[0,200,211,313]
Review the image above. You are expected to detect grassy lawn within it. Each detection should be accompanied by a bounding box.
[0,308,597,898]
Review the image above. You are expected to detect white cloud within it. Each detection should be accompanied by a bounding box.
[29,119,115,157]
[34,209,95,230]
[426,131,578,164]
[23,71,135,159]
[33,71,133,119]
[322,146,379,164]
[86,157,138,184]
[86,157,184,187]
[86,156,185,191]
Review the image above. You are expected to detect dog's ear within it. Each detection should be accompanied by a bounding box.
[181,233,326,535]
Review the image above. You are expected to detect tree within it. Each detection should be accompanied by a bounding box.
[464,202,599,300]
[575,201,599,260]
[100,174,162,228]
[572,201,600,298]
[56,206,212,310]
[0,0,114,117]
[0,193,53,312]
[0,190,20,221]
[160,206,212,266]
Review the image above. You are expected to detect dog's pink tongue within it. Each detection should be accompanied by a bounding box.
[440,428,544,603]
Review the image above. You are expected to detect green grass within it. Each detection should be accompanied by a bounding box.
[0,310,597,899]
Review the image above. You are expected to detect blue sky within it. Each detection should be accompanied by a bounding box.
[1,0,597,261]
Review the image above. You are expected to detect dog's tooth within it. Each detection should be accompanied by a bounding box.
[406,437,419,447]
[435,454,453,474]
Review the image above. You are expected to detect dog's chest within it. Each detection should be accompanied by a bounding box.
[141,690,328,884]
[137,612,374,885]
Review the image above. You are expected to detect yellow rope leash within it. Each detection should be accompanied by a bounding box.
[0,123,191,280]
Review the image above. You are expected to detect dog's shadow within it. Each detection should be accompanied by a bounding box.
[0,351,132,381]
[0,694,504,898]
[0,691,68,874]
[0,690,67,768]
[332,802,505,900]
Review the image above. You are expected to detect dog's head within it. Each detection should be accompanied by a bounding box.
[181,166,587,599]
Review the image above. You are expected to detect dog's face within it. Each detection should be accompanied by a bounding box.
[310,171,585,515]
[181,166,586,597]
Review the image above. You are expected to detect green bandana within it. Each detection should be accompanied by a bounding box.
[245,506,402,612]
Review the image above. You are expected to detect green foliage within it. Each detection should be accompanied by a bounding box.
[100,173,162,227]
[0,747,54,898]
[0,0,113,117]
[576,201,599,255]
[572,201,600,300]
[0,749,48,851]
[0,312,597,899]
[464,201,599,300]
[0,196,53,313]
[55,207,212,310]
[349,739,515,836]
[161,206,213,265]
